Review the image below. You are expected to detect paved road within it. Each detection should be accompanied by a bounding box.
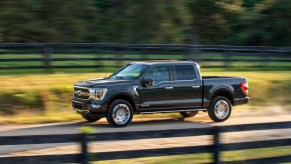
[1,111,291,156]
[0,117,210,136]
[1,111,290,136]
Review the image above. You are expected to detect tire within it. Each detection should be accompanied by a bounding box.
[81,115,102,123]
[179,111,198,117]
[208,96,232,122]
[106,99,133,127]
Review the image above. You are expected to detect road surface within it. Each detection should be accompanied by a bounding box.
[1,108,291,157]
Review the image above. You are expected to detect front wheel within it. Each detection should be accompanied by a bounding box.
[106,99,133,127]
[208,96,232,122]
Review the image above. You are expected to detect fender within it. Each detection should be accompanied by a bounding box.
[105,91,137,105]
[203,87,234,108]
[209,87,234,99]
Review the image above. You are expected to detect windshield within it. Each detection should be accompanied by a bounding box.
[110,64,149,80]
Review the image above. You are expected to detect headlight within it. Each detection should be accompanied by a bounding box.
[89,88,108,101]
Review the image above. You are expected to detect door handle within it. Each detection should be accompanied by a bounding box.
[165,86,174,90]
[192,85,200,89]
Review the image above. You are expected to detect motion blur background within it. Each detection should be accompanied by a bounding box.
[0,0,291,163]
[0,0,290,45]
[0,0,290,123]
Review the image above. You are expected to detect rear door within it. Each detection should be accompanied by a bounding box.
[138,65,175,111]
[173,64,203,108]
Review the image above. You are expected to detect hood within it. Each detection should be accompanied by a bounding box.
[74,78,132,88]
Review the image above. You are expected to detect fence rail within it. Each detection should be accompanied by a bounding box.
[0,121,291,164]
[0,43,290,72]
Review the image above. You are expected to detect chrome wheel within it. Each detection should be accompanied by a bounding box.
[214,100,229,119]
[112,104,130,125]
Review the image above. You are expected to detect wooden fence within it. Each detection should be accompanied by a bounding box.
[0,121,291,164]
[0,43,290,71]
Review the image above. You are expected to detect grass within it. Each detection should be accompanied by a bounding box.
[94,146,291,164]
[0,71,290,124]
[0,113,82,124]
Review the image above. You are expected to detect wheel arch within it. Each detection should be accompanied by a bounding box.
[107,92,136,113]
[210,88,234,105]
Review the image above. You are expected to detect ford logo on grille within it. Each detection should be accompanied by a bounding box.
[74,90,89,97]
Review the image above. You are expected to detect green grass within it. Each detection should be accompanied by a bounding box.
[94,146,291,164]
[0,71,290,124]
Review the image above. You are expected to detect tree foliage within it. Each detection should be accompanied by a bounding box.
[0,0,290,46]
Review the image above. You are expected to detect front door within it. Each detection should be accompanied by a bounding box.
[138,65,175,111]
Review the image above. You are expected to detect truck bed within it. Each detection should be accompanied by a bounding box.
[201,76,247,107]
[202,76,242,79]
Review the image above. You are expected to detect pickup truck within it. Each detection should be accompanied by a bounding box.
[72,61,249,127]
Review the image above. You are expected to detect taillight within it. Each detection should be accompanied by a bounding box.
[240,82,249,95]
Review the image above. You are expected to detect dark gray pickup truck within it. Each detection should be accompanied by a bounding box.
[72,61,249,127]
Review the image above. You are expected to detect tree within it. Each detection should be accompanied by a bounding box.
[0,0,99,42]
[93,0,190,44]
[228,0,291,46]
[0,0,289,45]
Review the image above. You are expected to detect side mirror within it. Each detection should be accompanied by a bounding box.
[142,78,153,87]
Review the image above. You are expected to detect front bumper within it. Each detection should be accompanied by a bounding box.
[233,97,249,106]
[72,99,107,115]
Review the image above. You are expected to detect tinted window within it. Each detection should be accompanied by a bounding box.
[144,66,170,85]
[175,65,196,80]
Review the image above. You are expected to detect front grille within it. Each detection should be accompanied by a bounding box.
[74,87,90,99]
[73,103,83,110]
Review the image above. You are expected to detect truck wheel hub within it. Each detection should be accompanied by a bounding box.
[214,100,229,119]
[112,104,130,124]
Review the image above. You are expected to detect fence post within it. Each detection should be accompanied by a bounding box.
[213,127,221,164]
[95,45,102,71]
[43,46,53,72]
[81,133,88,164]
[190,45,199,61]
[224,50,230,69]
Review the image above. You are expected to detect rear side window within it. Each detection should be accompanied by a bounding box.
[175,65,196,80]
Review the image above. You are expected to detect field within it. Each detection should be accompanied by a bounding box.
[0,71,290,124]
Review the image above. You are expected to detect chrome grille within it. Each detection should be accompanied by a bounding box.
[72,103,83,110]
[73,87,90,99]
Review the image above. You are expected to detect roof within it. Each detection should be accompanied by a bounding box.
[131,60,198,65]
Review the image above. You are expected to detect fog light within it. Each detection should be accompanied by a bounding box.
[91,104,100,109]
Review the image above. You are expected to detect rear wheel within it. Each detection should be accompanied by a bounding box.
[179,111,198,117]
[106,99,133,127]
[81,115,102,123]
[208,96,232,122]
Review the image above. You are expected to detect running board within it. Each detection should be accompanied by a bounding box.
[139,108,207,114]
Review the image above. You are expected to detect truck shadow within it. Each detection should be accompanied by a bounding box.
[0,116,213,136]
[131,117,201,125]
[81,116,213,129]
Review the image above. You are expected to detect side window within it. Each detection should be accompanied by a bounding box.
[175,65,196,80]
[144,66,170,85]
